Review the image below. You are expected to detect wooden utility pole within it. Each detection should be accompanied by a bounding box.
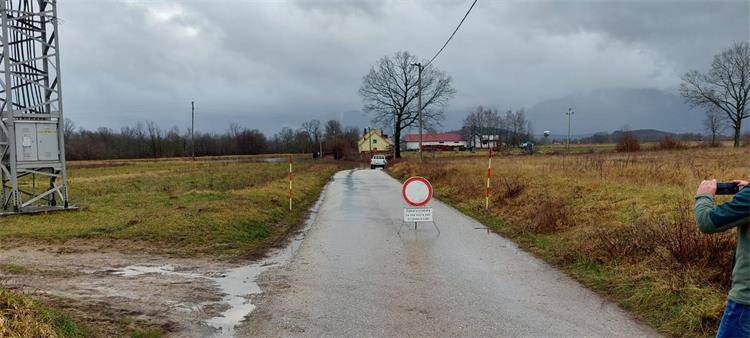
[191,101,195,160]
[416,63,424,163]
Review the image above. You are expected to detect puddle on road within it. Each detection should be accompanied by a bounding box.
[205,258,280,335]
[206,207,315,336]
[107,180,327,337]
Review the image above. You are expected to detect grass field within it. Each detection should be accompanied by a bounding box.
[0,155,347,336]
[390,146,749,336]
[1,155,346,257]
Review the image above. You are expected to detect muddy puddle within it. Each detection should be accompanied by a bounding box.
[110,179,324,336]
[0,180,328,337]
[108,229,308,336]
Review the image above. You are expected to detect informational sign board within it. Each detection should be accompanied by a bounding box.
[404,207,433,223]
[402,177,433,207]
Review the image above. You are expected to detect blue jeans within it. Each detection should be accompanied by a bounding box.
[718,299,750,338]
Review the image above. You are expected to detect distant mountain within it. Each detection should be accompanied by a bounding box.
[527,88,703,135]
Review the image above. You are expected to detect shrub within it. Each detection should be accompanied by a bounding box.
[584,204,735,285]
[657,136,685,150]
[501,177,525,199]
[616,132,641,152]
[531,197,568,233]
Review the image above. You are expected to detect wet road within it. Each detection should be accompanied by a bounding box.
[241,169,656,337]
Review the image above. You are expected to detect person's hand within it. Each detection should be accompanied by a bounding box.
[732,180,749,188]
[697,179,717,196]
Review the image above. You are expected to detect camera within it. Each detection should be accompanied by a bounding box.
[716,182,742,195]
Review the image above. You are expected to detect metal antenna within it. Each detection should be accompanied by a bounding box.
[0,1,74,215]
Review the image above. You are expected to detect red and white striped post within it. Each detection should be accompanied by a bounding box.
[288,154,293,211]
[485,147,492,210]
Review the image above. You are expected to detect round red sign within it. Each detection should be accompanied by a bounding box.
[402,176,433,207]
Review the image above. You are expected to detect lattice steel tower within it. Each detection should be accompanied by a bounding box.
[0,0,71,214]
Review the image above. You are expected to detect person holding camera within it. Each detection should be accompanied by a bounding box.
[696,179,750,337]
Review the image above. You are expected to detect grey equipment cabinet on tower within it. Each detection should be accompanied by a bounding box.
[0,0,74,215]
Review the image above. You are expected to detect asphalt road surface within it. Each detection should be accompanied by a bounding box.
[241,169,656,337]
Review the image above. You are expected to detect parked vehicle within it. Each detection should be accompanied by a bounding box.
[370,154,387,169]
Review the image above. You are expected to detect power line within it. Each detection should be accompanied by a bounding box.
[425,0,479,68]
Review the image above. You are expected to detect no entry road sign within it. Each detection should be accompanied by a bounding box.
[402,176,433,207]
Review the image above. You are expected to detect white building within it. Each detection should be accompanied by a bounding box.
[470,135,503,149]
[404,132,467,150]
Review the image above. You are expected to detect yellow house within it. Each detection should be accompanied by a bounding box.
[358,128,393,153]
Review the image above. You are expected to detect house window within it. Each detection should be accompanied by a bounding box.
[373,139,378,144]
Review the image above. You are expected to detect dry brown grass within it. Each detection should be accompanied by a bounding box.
[616,133,641,152]
[390,146,750,336]
[657,136,686,150]
[0,287,80,337]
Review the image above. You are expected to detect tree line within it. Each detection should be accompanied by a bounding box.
[63,119,360,161]
[460,106,533,148]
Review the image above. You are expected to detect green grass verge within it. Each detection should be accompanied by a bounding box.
[0,287,82,337]
[0,157,348,257]
[1,156,349,336]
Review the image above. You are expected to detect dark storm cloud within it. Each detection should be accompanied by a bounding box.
[501,0,749,69]
[58,0,748,134]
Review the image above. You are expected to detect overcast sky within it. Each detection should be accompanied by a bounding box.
[59,0,749,135]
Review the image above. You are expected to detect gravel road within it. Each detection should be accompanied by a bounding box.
[239,169,657,337]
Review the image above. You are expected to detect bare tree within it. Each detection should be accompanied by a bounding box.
[481,107,502,147]
[704,109,728,147]
[681,42,750,147]
[461,109,482,148]
[503,109,529,147]
[145,120,162,157]
[358,51,456,157]
[462,106,502,148]
[324,120,342,140]
[63,118,76,142]
[301,119,322,154]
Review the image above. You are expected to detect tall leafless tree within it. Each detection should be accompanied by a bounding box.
[63,118,76,143]
[324,120,343,140]
[681,42,750,147]
[358,51,456,157]
[461,109,482,148]
[503,109,530,146]
[301,119,322,154]
[704,109,728,147]
[462,106,502,149]
[145,120,162,157]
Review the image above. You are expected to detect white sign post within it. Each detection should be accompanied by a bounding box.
[400,177,439,234]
